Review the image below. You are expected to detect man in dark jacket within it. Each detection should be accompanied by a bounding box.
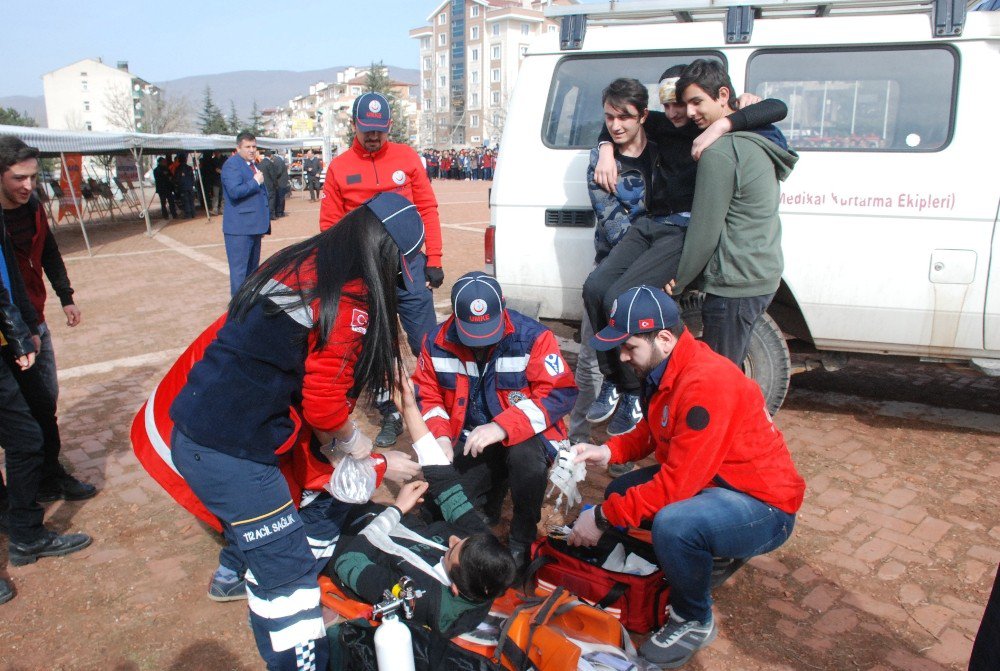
[303,150,322,202]
[174,153,196,219]
[0,207,92,606]
[152,157,177,219]
[271,152,289,218]
[0,136,96,503]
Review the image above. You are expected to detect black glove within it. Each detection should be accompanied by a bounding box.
[425,266,445,289]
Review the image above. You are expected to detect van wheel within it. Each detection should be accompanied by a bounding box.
[678,293,791,415]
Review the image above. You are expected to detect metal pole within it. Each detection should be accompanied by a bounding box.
[132,147,154,236]
[193,150,211,222]
[60,152,92,257]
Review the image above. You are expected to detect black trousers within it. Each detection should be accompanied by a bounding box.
[0,361,46,543]
[451,434,550,546]
[582,219,687,393]
[2,349,67,485]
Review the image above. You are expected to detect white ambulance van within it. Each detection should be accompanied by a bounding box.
[487,0,1000,412]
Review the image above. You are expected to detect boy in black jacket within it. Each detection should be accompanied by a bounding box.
[326,378,517,637]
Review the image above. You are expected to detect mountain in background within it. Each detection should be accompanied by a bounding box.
[0,65,419,129]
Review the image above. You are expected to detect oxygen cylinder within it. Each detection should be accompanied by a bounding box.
[374,612,415,671]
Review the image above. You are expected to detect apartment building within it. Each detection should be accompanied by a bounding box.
[409,0,574,149]
[43,58,160,132]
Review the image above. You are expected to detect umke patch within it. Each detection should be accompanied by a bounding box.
[686,406,710,431]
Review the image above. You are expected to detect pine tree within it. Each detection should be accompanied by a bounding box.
[198,86,228,135]
[248,100,265,136]
[227,101,242,135]
[0,108,37,127]
[343,61,411,147]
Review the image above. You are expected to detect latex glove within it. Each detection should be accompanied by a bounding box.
[464,422,507,458]
[339,427,373,459]
[548,441,586,513]
[381,450,420,484]
[573,443,612,470]
[425,266,445,289]
[567,506,603,547]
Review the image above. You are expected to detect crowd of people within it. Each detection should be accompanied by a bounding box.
[3,64,996,671]
[421,147,497,181]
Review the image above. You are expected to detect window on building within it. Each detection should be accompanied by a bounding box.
[491,45,501,59]
[422,37,431,50]
[471,47,480,62]
[440,75,447,86]
[80,71,87,76]
[439,33,447,46]
[471,92,480,108]
[520,45,528,57]
[424,57,431,70]
[438,13,446,25]
[471,114,479,127]
[493,112,501,127]
[471,5,480,17]
[548,25,557,33]
[81,80,88,91]
[491,91,501,105]
[492,23,500,36]
[522,23,530,35]
[471,71,479,84]
[425,98,432,111]
[85,122,92,131]
[83,101,90,112]
[491,68,501,83]
[439,53,447,67]
[471,26,480,40]
[440,96,447,110]
[747,46,956,152]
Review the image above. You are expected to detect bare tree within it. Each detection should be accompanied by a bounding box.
[104,84,192,133]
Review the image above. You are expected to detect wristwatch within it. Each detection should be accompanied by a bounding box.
[594,504,611,532]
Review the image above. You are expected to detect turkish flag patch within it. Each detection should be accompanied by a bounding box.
[350,308,369,334]
[638,318,655,330]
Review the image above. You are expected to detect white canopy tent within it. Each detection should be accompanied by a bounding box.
[0,124,320,255]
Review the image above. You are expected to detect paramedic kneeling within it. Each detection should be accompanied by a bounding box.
[568,285,805,669]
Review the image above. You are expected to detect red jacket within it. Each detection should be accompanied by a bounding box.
[412,311,578,448]
[602,330,805,528]
[319,138,443,267]
[7,197,75,326]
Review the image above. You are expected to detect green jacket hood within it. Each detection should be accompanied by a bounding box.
[732,131,799,181]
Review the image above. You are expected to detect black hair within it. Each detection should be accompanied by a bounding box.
[450,533,517,602]
[230,204,403,402]
[601,78,649,116]
[0,136,40,175]
[236,131,256,145]
[676,59,739,111]
[658,64,687,82]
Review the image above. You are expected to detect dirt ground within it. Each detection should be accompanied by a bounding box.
[0,180,997,670]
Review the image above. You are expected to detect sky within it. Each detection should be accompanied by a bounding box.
[2,1,442,97]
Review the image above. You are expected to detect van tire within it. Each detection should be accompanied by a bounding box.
[678,293,791,415]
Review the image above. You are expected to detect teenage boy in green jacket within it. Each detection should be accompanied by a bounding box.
[671,59,798,366]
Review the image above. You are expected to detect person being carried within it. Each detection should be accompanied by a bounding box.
[412,271,578,568]
[584,66,789,439]
[570,285,805,669]
[328,376,517,637]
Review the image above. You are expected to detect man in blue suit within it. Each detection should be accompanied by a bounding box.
[221,132,270,297]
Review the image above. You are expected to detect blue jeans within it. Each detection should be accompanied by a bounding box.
[700,293,774,366]
[606,466,795,623]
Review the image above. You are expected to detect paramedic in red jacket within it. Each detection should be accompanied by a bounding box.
[412,271,578,567]
[569,285,805,670]
[319,92,442,449]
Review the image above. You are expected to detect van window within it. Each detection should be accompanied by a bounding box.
[747,47,957,152]
[543,53,723,149]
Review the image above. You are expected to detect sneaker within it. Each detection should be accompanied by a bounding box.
[586,381,620,423]
[208,572,248,602]
[8,530,92,567]
[639,607,717,668]
[36,474,98,503]
[606,393,641,436]
[0,579,13,605]
[608,462,636,477]
[710,557,748,589]
[375,413,403,448]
